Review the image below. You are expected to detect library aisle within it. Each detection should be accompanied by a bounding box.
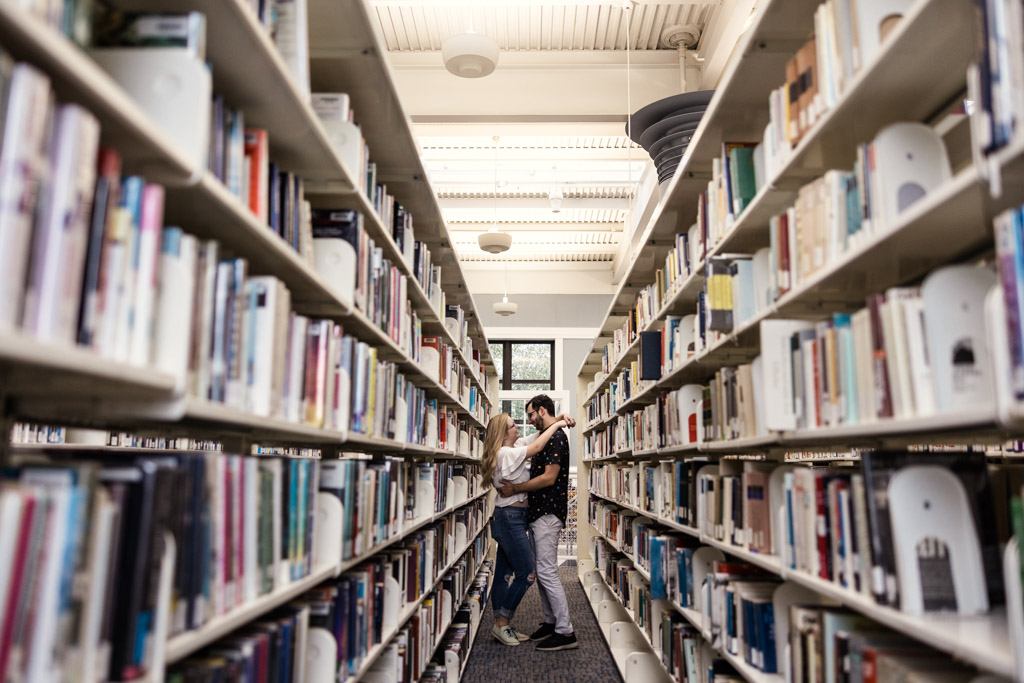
[8,1,1024,683]
[462,561,623,683]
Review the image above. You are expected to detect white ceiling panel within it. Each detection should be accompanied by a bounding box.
[373,2,717,52]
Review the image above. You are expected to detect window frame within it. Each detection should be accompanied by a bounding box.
[490,339,556,392]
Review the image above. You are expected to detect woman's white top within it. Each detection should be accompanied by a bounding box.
[493,433,537,507]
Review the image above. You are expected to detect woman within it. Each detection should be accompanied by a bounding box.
[482,412,569,646]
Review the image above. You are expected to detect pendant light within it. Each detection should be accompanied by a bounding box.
[493,261,518,316]
[478,135,512,253]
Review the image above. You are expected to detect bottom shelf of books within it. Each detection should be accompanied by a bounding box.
[0,443,493,683]
[579,447,1024,683]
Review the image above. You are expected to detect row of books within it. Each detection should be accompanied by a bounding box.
[420,560,493,683]
[970,0,1024,155]
[167,603,311,683]
[310,94,458,343]
[86,9,493,403]
[996,203,1024,403]
[309,209,489,403]
[442,303,488,383]
[91,9,315,262]
[698,144,758,251]
[320,459,483,564]
[590,257,1001,451]
[168,502,490,683]
[422,336,477,411]
[15,0,92,46]
[590,541,745,683]
[0,451,320,683]
[355,527,491,683]
[589,447,1020,612]
[0,18,486,411]
[583,427,614,461]
[590,518,995,683]
[8,423,224,452]
[593,118,955,405]
[597,232,701,380]
[760,1,915,184]
[310,96,430,290]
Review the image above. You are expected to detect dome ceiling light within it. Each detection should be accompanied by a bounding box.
[442,31,500,78]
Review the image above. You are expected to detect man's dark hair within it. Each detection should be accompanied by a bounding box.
[527,394,556,419]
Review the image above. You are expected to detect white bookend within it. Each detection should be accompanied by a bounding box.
[305,628,337,683]
[22,104,100,343]
[921,264,997,413]
[316,117,363,176]
[153,229,197,388]
[853,0,916,71]
[760,319,815,430]
[870,122,950,230]
[0,64,51,330]
[90,48,212,172]
[312,235,356,310]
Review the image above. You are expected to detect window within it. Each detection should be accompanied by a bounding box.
[489,340,555,392]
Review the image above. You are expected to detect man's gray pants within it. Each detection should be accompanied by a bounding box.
[529,513,573,635]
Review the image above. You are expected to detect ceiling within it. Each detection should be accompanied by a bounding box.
[371,0,756,290]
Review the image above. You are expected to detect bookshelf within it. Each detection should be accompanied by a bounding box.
[0,0,498,681]
[576,0,1024,681]
[166,490,491,666]
[0,1,496,448]
[586,490,1016,680]
[305,0,492,359]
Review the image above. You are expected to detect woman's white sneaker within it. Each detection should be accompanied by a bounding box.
[491,624,522,646]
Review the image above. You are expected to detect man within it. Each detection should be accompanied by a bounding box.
[497,394,578,651]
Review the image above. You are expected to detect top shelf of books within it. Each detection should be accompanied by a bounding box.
[0,0,496,447]
[304,0,493,364]
[577,0,982,382]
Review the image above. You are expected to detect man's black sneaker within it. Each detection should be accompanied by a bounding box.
[529,622,555,641]
[536,632,578,651]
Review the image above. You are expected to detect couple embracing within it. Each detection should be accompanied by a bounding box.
[481,394,579,652]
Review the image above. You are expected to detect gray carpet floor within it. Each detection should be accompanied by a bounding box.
[460,560,624,683]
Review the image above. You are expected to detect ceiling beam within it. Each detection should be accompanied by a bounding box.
[372,0,717,7]
[389,50,682,69]
[419,147,642,162]
[444,224,618,235]
[414,120,631,137]
[460,261,614,272]
[388,52,683,120]
[438,197,630,210]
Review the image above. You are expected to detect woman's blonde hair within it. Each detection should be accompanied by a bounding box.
[482,413,511,487]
